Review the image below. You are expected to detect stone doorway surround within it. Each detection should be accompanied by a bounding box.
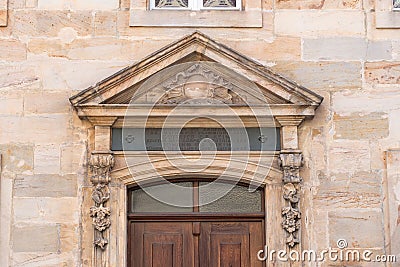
[70,31,323,267]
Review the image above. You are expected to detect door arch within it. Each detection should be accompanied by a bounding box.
[127,179,265,267]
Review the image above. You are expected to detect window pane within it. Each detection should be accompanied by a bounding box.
[394,0,400,9]
[203,0,236,7]
[199,182,262,213]
[131,182,193,212]
[155,0,188,8]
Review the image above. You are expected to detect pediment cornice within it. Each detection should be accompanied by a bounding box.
[70,31,323,120]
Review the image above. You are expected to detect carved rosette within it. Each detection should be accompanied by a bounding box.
[279,152,303,247]
[89,153,114,250]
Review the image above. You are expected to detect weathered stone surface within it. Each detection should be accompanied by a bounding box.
[37,58,129,90]
[11,252,76,267]
[0,97,23,115]
[0,115,71,143]
[0,9,6,26]
[0,64,39,89]
[14,174,77,197]
[328,210,384,248]
[37,0,68,10]
[272,61,362,90]
[332,89,400,115]
[328,140,370,174]
[0,144,34,174]
[60,143,86,174]
[224,37,301,61]
[0,173,13,267]
[365,62,400,84]
[13,225,59,252]
[303,38,392,61]
[275,10,365,37]
[276,0,361,9]
[333,112,389,140]
[0,39,26,61]
[24,91,70,114]
[94,11,117,36]
[70,0,119,10]
[59,224,78,253]
[13,11,92,37]
[25,0,38,8]
[13,197,78,223]
[34,144,60,174]
[314,171,382,209]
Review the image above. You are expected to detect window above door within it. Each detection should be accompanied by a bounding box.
[129,0,261,27]
[150,0,241,10]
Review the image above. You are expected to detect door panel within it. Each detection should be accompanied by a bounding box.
[129,221,264,267]
[129,222,195,267]
[200,222,264,267]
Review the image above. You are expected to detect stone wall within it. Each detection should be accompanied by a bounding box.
[0,0,399,266]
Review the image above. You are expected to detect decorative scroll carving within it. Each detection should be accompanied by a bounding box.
[279,152,303,247]
[158,63,246,105]
[89,153,114,250]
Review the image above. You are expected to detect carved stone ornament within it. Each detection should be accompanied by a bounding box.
[279,152,303,248]
[158,63,246,105]
[89,153,114,250]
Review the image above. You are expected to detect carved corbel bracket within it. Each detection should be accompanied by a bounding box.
[89,152,115,250]
[279,151,303,248]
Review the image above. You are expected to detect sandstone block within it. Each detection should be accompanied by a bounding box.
[34,144,60,174]
[0,97,23,115]
[224,37,301,61]
[0,9,6,26]
[0,39,26,61]
[276,0,361,9]
[13,11,92,37]
[25,0,38,8]
[0,64,39,89]
[70,0,119,10]
[272,61,362,90]
[0,144,34,174]
[332,89,400,115]
[13,225,59,252]
[365,62,400,84]
[60,143,86,174]
[314,171,382,209]
[328,140,370,174]
[333,112,389,140]
[59,224,78,253]
[275,10,365,37]
[328,210,384,248]
[303,38,391,61]
[13,197,78,223]
[38,58,129,90]
[0,115,71,144]
[24,91,70,114]
[14,174,77,197]
[37,0,68,9]
[94,11,117,36]
[11,252,76,266]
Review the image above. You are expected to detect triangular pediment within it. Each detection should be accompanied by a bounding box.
[70,31,322,118]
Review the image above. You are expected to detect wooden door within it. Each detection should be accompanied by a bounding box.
[129,222,195,267]
[129,221,264,267]
[200,221,264,267]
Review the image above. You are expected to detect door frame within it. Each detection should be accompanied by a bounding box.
[126,180,266,267]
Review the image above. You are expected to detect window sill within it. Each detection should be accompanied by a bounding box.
[376,11,400,28]
[129,9,262,27]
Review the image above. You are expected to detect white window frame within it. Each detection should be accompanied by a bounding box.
[394,0,400,11]
[149,0,242,10]
[376,0,400,28]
